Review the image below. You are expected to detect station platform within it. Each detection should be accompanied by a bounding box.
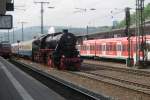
[0,57,65,100]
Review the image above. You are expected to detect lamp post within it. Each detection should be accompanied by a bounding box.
[0,34,2,42]
[34,1,50,34]
[7,29,10,42]
[125,7,132,67]
[74,8,96,40]
[17,40,20,59]
[18,21,27,41]
[12,27,17,43]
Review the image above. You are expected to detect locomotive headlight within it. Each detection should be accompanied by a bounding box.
[62,55,65,58]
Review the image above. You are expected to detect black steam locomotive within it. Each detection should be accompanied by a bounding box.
[32,30,82,70]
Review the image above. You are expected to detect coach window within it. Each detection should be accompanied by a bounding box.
[84,45,86,50]
[102,45,104,51]
[102,45,106,51]
[110,45,112,51]
[99,45,102,51]
[90,45,93,50]
[79,46,81,50]
[122,44,125,51]
[113,44,116,51]
[80,46,82,50]
[147,43,150,51]
[92,45,94,50]
[106,45,108,51]
[81,45,83,50]
[86,45,90,51]
[117,45,122,51]
[96,45,98,51]
[133,44,136,51]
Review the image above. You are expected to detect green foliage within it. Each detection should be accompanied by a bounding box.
[116,3,150,28]
[144,3,150,19]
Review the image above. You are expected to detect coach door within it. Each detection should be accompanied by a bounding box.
[116,42,122,57]
[102,43,106,56]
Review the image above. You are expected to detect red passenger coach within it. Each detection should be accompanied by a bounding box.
[77,35,150,65]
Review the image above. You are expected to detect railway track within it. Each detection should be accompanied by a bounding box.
[82,61,150,77]
[6,58,150,99]
[69,70,150,96]
[8,58,110,100]
[61,63,150,95]
[82,71,150,89]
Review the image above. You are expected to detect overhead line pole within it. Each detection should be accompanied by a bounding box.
[8,30,10,42]
[136,0,145,66]
[18,21,27,41]
[125,7,131,67]
[12,27,17,43]
[34,1,50,34]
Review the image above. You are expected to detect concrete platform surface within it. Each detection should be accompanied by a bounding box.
[0,57,65,100]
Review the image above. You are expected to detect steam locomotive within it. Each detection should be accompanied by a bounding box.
[11,30,82,70]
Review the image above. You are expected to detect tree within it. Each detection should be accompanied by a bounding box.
[115,3,150,29]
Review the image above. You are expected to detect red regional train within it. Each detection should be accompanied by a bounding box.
[77,35,150,65]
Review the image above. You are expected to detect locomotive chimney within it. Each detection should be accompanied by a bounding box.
[63,29,68,33]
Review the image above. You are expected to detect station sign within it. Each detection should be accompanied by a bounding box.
[0,15,13,29]
[0,0,6,14]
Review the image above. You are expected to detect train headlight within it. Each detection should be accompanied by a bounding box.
[62,55,65,58]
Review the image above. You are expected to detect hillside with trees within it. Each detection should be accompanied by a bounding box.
[116,3,150,28]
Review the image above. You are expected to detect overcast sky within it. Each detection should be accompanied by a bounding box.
[6,0,150,29]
